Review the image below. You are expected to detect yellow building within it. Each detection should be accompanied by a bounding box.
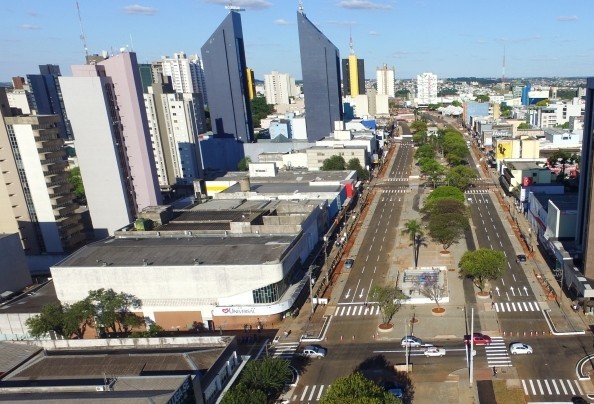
[246,68,256,100]
[341,35,365,97]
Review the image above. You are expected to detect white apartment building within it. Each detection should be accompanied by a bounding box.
[264,71,298,105]
[157,52,208,105]
[528,100,584,129]
[376,64,395,97]
[416,72,438,105]
[145,87,205,188]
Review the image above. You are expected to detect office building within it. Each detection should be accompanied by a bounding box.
[60,51,162,238]
[376,64,395,97]
[264,71,298,105]
[201,11,253,142]
[0,91,85,254]
[342,35,365,97]
[298,6,343,141]
[576,77,594,279]
[416,72,438,105]
[27,64,73,140]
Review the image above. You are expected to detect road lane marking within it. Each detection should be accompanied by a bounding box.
[308,385,317,401]
[300,385,309,401]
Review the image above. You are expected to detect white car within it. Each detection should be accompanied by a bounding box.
[510,342,533,355]
[424,347,446,357]
[299,345,327,358]
[401,336,423,347]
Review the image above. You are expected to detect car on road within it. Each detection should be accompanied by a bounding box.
[424,346,446,357]
[298,345,327,358]
[401,336,423,348]
[509,342,533,355]
[464,333,492,345]
[387,388,403,399]
[516,254,527,262]
[344,259,354,269]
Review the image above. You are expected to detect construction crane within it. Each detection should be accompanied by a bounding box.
[76,1,89,59]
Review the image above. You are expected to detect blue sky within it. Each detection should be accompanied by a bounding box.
[2,0,594,82]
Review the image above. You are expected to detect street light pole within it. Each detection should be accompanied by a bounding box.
[308,265,315,316]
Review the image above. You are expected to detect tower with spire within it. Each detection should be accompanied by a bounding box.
[341,30,365,97]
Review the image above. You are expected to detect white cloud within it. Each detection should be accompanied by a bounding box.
[204,0,272,10]
[368,31,379,36]
[557,15,577,22]
[122,4,158,15]
[337,0,392,10]
[274,18,291,25]
[19,24,40,30]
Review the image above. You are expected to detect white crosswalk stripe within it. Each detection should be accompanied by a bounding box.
[295,384,330,402]
[484,337,512,367]
[270,342,299,359]
[494,301,541,313]
[464,189,489,194]
[386,178,408,181]
[380,189,408,194]
[334,305,381,317]
[521,379,583,397]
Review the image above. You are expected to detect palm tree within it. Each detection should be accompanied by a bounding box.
[402,219,424,268]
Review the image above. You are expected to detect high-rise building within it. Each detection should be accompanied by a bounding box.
[60,51,162,238]
[27,64,73,140]
[416,72,438,105]
[201,11,253,142]
[576,77,594,279]
[0,90,85,254]
[297,6,343,141]
[155,52,208,105]
[144,80,206,190]
[376,64,395,98]
[342,35,365,97]
[264,71,298,105]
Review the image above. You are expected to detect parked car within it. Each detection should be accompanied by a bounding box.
[516,254,527,262]
[424,346,446,357]
[298,345,327,358]
[401,336,423,347]
[464,333,492,345]
[387,388,403,398]
[509,342,533,355]
[345,259,354,269]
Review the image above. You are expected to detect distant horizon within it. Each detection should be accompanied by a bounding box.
[2,1,594,82]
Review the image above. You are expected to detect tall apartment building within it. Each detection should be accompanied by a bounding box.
[59,51,162,238]
[144,80,206,190]
[264,71,297,105]
[376,64,395,98]
[576,77,594,279]
[27,64,73,140]
[342,36,365,97]
[154,52,208,105]
[0,90,84,254]
[201,11,253,142]
[297,6,343,141]
[416,72,438,105]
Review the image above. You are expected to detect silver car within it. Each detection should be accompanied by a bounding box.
[345,259,354,269]
[510,342,533,355]
[401,336,423,347]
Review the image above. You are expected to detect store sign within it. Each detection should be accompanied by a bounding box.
[213,299,294,316]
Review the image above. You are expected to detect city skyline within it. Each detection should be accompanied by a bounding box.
[2,0,594,82]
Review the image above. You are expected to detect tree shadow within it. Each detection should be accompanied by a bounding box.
[354,355,414,403]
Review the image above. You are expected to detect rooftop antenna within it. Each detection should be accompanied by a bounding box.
[349,25,354,55]
[502,44,506,88]
[225,0,245,12]
[76,1,89,60]
[129,34,135,52]
[298,0,304,14]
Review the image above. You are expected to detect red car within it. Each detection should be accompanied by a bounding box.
[464,333,492,345]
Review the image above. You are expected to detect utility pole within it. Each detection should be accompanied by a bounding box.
[308,265,315,316]
[405,320,409,373]
[470,307,474,385]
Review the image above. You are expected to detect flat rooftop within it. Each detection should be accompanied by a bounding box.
[206,169,355,184]
[534,192,578,213]
[0,342,41,374]
[54,235,295,268]
[0,282,59,314]
[222,182,339,194]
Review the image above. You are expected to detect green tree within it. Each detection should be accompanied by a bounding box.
[238,157,251,171]
[239,357,291,399]
[369,285,407,326]
[428,212,469,250]
[68,167,85,200]
[63,299,95,339]
[517,122,530,130]
[347,158,370,180]
[424,186,465,213]
[410,120,427,133]
[451,100,463,107]
[26,303,66,338]
[414,144,435,160]
[221,384,267,404]
[419,158,445,187]
[475,94,489,103]
[535,99,549,106]
[87,288,143,334]
[401,219,424,268]
[427,198,467,217]
[412,130,427,145]
[446,165,476,191]
[458,249,506,293]
[320,372,400,404]
[321,155,346,171]
[251,96,275,128]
